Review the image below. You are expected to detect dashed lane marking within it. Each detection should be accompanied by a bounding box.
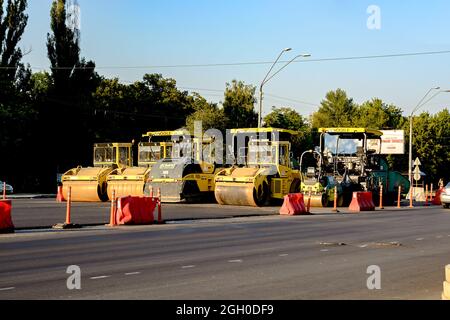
[279,254,289,257]
[181,265,196,269]
[125,272,141,276]
[228,260,243,263]
[90,276,111,280]
[0,287,15,291]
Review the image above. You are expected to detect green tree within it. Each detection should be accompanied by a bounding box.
[0,0,29,100]
[406,109,450,182]
[222,80,258,128]
[264,107,307,130]
[263,106,313,156]
[186,93,228,133]
[354,98,403,129]
[311,89,355,128]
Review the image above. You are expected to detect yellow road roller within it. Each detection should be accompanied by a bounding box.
[145,134,223,203]
[299,149,343,207]
[61,143,132,202]
[214,128,301,207]
[106,131,182,199]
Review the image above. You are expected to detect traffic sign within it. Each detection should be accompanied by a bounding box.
[414,158,422,166]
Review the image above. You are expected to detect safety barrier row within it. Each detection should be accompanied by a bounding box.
[108,188,163,227]
[53,186,163,229]
[349,192,376,212]
[279,193,309,216]
[0,199,14,234]
[0,181,14,233]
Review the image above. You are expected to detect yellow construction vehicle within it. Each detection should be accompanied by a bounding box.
[299,149,343,207]
[105,131,183,199]
[145,134,222,202]
[61,143,132,202]
[214,128,301,207]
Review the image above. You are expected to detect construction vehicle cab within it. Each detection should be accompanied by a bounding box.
[106,131,182,199]
[145,133,221,202]
[299,149,343,207]
[62,143,132,202]
[215,128,301,207]
[317,128,410,205]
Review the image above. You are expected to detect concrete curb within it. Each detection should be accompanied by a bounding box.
[443,265,450,300]
[8,194,56,199]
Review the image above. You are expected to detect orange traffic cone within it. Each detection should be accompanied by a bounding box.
[56,185,65,203]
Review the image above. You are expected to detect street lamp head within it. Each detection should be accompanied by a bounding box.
[300,53,311,57]
[283,48,292,52]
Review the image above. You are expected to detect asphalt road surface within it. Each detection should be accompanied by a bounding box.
[1,203,450,300]
[10,199,280,229]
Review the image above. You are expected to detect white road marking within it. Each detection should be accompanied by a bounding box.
[436,235,443,239]
[0,287,15,291]
[125,272,141,276]
[90,275,111,280]
[416,238,425,241]
[359,244,368,248]
[320,249,329,252]
[279,254,289,257]
[228,259,243,263]
[181,265,196,269]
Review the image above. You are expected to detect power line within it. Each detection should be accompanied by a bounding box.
[4,49,450,70]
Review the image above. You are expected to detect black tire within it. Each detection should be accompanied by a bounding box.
[99,183,109,202]
[183,181,201,203]
[289,179,301,194]
[443,203,450,209]
[254,182,270,207]
[322,193,330,207]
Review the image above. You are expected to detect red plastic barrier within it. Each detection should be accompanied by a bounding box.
[433,187,444,205]
[0,200,14,233]
[280,193,308,216]
[115,196,158,225]
[349,192,375,212]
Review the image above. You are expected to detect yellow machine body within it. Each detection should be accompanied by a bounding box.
[214,128,301,207]
[62,143,132,202]
[105,131,181,199]
[146,135,223,203]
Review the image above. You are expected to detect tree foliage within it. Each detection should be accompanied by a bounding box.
[0,0,29,99]
[222,80,257,128]
[186,93,228,133]
[311,89,355,128]
[264,106,313,156]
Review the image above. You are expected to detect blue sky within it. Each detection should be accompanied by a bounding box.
[21,0,450,118]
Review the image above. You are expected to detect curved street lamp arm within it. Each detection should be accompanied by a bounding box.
[261,50,289,89]
[263,54,307,86]
[411,87,440,115]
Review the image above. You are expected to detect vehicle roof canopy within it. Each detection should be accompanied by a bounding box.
[94,142,132,148]
[142,130,190,138]
[230,128,299,135]
[318,128,383,139]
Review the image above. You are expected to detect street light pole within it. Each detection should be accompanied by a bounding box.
[258,49,311,128]
[258,48,292,128]
[408,87,442,185]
